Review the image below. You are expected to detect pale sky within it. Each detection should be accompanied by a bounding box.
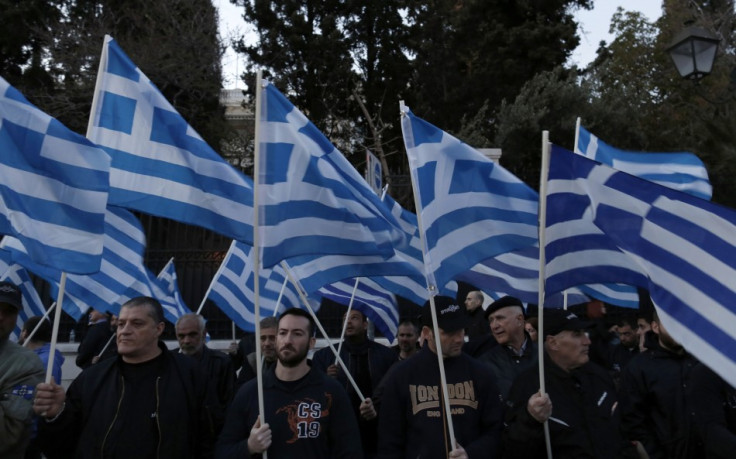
[571,1,663,66]
[216,1,665,89]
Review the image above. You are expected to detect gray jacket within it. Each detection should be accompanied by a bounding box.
[0,339,45,459]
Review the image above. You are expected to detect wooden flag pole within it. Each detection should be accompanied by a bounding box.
[400,100,457,450]
[334,277,361,365]
[45,273,67,384]
[22,302,56,347]
[253,70,267,457]
[197,240,236,314]
[538,131,553,459]
[280,262,366,401]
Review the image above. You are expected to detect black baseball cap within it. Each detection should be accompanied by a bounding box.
[543,309,593,338]
[484,296,524,321]
[422,296,470,332]
[0,282,22,311]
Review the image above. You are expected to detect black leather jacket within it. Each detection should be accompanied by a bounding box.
[39,341,216,459]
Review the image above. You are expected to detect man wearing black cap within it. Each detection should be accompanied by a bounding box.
[503,309,636,459]
[0,281,45,459]
[377,296,503,459]
[480,296,537,401]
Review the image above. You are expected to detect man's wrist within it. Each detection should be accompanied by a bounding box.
[44,402,66,422]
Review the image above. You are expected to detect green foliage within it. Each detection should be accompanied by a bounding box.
[1,0,229,148]
[235,0,592,206]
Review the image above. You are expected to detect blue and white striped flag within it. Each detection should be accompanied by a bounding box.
[2,207,174,321]
[401,105,539,290]
[318,278,400,342]
[156,258,190,323]
[208,241,303,332]
[257,81,405,268]
[374,194,456,306]
[88,35,254,243]
[0,251,46,341]
[0,77,110,274]
[576,124,712,200]
[456,246,640,308]
[545,144,736,387]
[281,250,421,298]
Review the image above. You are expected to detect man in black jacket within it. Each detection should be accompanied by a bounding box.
[216,308,362,458]
[176,312,236,433]
[75,309,115,369]
[619,309,700,459]
[311,308,396,458]
[504,309,636,459]
[377,296,503,459]
[33,296,216,459]
[480,296,537,401]
[690,362,736,459]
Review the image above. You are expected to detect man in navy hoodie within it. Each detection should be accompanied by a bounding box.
[217,308,362,458]
[377,296,503,458]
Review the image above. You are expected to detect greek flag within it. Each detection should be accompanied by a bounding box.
[401,105,538,290]
[374,194,456,306]
[0,251,46,341]
[0,77,110,274]
[257,81,404,268]
[456,246,639,308]
[156,258,190,323]
[546,144,736,387]
[576,124,712,200]
[2,207,175,321]
[208,241,303,332]
[318,278,400,341]
[88,35,254,243]
[281,250,421,298]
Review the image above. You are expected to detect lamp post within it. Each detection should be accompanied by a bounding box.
[667,26,720,81]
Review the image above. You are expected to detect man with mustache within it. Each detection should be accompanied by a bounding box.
[217,308,362,458]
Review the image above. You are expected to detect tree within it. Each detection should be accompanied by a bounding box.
[13,0,229,148]
[405,0,592,142]
[0,0,60,93]
[234,0,594,208]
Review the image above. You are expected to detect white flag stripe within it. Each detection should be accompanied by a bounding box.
[0,194,101,255]
[0,164,106,211]
[626,252,736,341]
[109,169,253,216]
[610,159,708,177]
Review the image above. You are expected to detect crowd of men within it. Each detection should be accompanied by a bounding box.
[1,282,735,458]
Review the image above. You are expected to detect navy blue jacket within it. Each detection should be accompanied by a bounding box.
[377,345,503,458]
[216,365,363,458]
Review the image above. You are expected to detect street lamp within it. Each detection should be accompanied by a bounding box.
[667,26,720,81]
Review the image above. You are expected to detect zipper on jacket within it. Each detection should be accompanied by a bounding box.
[101,375,125,455]
[155,376,161,459]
